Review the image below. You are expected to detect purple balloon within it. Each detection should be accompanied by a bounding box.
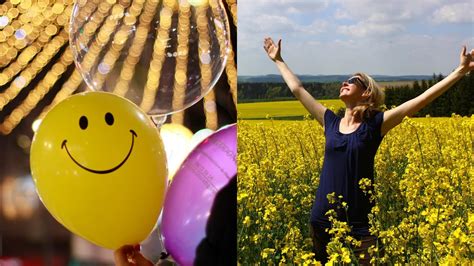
[161,124,237,265]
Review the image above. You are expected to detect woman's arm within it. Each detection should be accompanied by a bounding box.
[381,46,474,136]
[264,37,327,126]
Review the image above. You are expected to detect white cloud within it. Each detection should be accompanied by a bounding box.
[333,0,472,38]
[301,20,328,34]
[432,3,474,24]
[238,16,327,51]
[240,0,329,15]
[333,0,436,22]
[240,14,298,35]
[238,0,330,50]
[237,0,474,75]
[338,22,404,38]
[306,40,322,46]
[333,8,349,19]
[332,0,423,38]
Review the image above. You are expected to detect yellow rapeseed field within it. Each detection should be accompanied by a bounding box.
[238,116,474,265]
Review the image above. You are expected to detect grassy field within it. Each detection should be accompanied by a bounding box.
[237,99,461,120]
[238,99,345,119]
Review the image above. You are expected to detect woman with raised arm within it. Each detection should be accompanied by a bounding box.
[263,37,474,264]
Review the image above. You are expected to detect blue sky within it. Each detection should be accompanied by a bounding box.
[238,0,474,76]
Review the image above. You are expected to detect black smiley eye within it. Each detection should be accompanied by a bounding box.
[79,116,88,130]
[105,112,114,126]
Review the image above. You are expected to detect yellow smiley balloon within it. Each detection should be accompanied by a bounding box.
[30,92,167,249]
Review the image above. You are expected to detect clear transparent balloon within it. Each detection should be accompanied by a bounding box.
[69,0,230,117]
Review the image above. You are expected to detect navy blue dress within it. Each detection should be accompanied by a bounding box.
[310,109,385,236]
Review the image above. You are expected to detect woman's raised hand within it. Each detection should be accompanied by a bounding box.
[459,45,474,74]
[264,37,283,62]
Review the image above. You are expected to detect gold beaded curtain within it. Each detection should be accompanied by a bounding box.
[0,0,237,135]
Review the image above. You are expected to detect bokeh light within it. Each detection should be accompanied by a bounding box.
[69,0,231,118]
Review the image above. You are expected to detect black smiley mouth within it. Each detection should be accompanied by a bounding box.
[61,130,137,174]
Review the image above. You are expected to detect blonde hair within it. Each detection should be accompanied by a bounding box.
[352,72,385,121]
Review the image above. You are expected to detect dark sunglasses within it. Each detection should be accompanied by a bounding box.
[347,76,368,90]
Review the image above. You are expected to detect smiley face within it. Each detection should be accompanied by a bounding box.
[30,92,167,249]
[61,112,138,174]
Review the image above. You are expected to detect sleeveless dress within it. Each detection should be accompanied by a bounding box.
[310,109,385,236]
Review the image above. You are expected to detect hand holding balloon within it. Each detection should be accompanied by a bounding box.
[114,245,153,266]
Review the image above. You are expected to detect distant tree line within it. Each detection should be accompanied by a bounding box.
[238,73,474,117]
[238,82,341,102]
[385,73,474,117]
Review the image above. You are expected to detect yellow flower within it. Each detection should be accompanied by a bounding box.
[237,117,474,264]
[261,248,275,259]
[243,216,251,226]
[327,192,336,204]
